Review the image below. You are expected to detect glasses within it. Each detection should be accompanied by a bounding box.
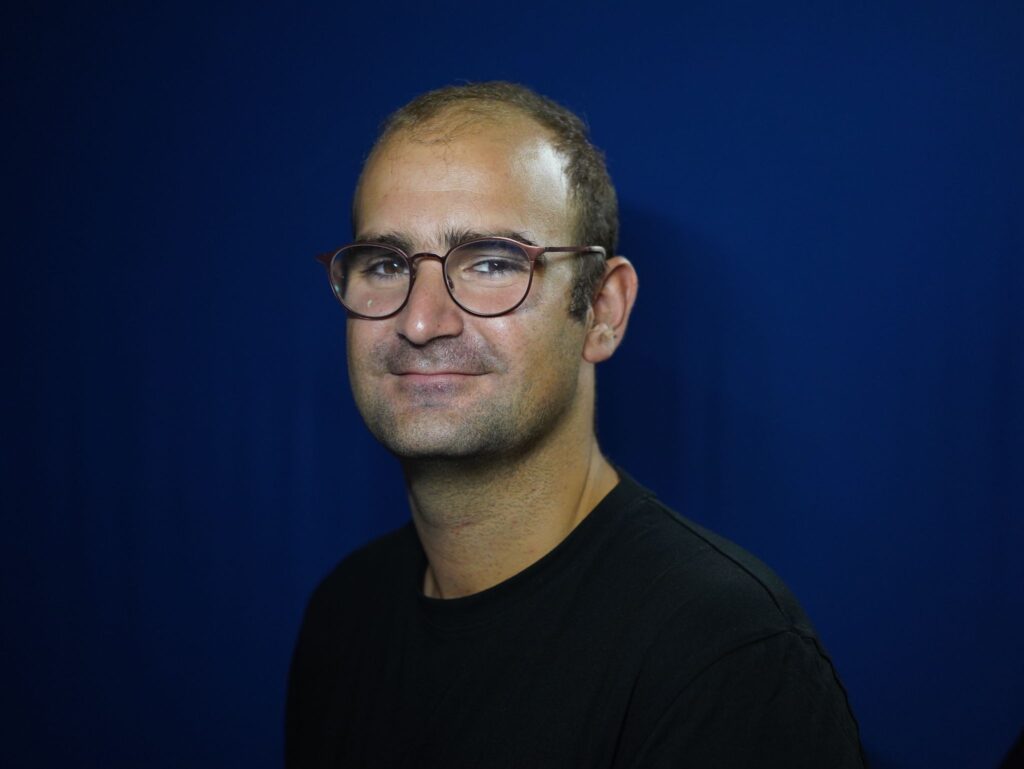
[316,237,606,319]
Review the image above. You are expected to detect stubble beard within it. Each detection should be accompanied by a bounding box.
[349,335,583,465]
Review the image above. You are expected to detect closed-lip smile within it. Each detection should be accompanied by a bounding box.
[392,371,483,384]
[389,365,486,377]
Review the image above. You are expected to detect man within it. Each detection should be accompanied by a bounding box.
[287,81,864,767]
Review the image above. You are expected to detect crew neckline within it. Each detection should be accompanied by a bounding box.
[407,470,652,633]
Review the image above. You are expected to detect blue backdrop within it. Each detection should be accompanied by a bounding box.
[5,2,1022,767]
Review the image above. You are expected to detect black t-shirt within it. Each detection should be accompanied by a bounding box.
[286,473,865,768]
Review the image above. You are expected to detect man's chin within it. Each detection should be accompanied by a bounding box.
[369,418,495,461]
[355,393,522,462]
[380,437,497,463]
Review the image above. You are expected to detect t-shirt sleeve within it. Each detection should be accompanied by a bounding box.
[629,630,865,769]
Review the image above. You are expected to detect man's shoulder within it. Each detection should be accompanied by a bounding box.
[603,475,819,654]
[603,477,862,761]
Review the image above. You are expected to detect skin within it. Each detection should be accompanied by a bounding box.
[348,110,638,598]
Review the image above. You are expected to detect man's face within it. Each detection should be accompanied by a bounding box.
[346,114,593,460]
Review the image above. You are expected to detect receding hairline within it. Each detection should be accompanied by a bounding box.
[352,104,572,234]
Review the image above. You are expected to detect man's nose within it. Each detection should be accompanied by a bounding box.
[395,257,464,345]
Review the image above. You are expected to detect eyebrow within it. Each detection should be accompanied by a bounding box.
[443,227,539,249]
[354,227,539,253]
[354,232,415,252]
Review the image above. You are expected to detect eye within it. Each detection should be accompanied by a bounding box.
[363,257,409,278]
[467,257,529,276]
[343,247,410,283]
[451,241,532,284]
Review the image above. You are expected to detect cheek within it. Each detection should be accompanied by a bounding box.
[504,315,585,386]
[344,324,360,367]
[345,321,384,379]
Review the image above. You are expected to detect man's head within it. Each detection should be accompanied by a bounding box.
[342,82,636,463]
[353,82,618,319]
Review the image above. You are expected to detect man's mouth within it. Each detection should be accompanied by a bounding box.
[388,370,487,401]
[392,371,484,387]
[391,369,484,377]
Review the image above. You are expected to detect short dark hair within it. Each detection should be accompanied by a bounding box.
[357,81,618,319]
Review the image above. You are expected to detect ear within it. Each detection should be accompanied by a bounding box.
[583,256,638,364]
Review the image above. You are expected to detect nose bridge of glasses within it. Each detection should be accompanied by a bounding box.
[409,252,444,265]
[408,252,454,290]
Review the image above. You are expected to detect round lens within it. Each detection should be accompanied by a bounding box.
[332,245,410,317]
[446,240,532,315]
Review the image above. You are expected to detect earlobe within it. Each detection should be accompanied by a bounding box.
[583,256,638,364]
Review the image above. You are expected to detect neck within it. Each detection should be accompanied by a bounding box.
[403,431,618,599]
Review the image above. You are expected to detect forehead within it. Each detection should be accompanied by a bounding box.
[353,115,573,247]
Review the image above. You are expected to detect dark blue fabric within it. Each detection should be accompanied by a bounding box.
[4,2,1022,768]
